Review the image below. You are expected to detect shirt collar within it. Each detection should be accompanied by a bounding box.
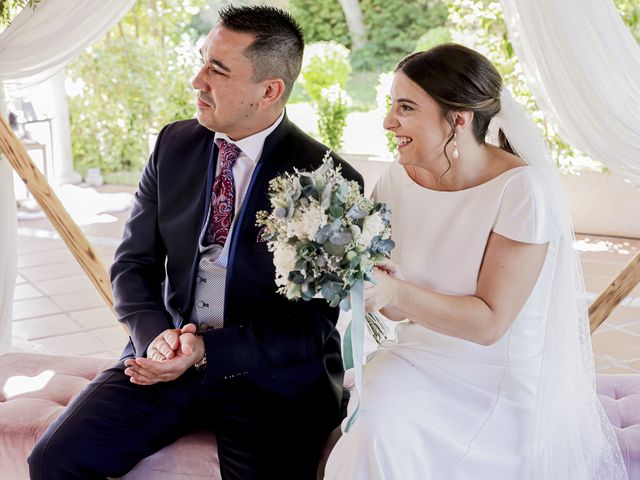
[214,110,285,164]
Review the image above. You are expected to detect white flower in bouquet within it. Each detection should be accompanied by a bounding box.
[256,152,394,306]
[256,151,395,343]
[286,199,328,241]
[272,243,297,287]
[359,212,385,249]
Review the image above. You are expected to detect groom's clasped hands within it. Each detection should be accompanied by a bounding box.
[123,324,204,385]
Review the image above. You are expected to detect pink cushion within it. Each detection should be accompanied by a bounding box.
[6,353,636,479]
[0,352,220,480]
[597,373,640,479]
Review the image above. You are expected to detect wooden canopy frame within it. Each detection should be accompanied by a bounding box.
[1,113,639,333]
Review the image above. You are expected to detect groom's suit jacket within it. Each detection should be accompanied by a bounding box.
[110,114,363,410]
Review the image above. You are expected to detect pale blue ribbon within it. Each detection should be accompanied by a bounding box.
[342,279,364,432]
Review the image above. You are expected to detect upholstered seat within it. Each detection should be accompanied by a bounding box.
[597,374,640,479]
[0,352,220,479]
[1,351,638,479]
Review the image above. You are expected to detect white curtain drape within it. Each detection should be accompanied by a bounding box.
[500,0,640,185]
[0,0,134,353]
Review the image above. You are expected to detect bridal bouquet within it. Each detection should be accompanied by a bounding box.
[256,151,395,344]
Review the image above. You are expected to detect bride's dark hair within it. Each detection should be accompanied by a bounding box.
[395,43,516,170]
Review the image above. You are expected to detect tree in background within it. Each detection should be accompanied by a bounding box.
[446,0,638,169]
[616,0,640,42]
[290,0,448,71]
[0,0,41,25]
[446,0,580,168]
[337,0,367,50]
[67,0,207,176]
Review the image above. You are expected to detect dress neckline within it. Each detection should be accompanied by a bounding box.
[400,164,530,194]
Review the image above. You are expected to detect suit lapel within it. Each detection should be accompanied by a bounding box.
[224,114,293,305]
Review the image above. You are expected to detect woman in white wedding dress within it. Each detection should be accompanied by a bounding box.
[324,44,627,480]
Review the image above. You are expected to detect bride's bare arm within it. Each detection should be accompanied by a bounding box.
[365,232,549,346]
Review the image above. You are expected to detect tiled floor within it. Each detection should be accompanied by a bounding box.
[7,189,640,373]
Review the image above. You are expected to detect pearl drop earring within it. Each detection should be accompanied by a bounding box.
[452,133,460,159]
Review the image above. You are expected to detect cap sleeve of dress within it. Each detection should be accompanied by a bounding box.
[493,169,561,244]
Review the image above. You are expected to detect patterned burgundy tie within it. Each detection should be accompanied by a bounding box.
[207,139,242,246]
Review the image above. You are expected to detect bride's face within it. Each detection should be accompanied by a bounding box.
[383,72,451,168]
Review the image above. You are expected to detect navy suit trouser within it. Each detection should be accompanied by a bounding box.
[28,362,335,480]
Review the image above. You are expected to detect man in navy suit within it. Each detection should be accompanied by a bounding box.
[28,6,362,479]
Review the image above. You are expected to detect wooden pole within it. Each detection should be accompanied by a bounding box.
[589,250,640,333]
[0,113,116,316]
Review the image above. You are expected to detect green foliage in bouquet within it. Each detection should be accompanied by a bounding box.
[256,152,395,310]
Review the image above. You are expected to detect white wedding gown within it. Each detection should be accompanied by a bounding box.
[325,162,561,480]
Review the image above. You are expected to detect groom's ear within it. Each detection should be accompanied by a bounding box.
[259,78,286,108]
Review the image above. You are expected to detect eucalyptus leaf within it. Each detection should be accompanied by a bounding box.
[288,271,305,284]
[347,204,368,220]
[336,183,349,202]
[316,225,332,243]
[315,157,334,177]
[329,205,344,218]
[286,283,301,298]
[330,230,353,245]
[321,283,337,301]
[339,296,351,311]
[321,183,332,209]
[324,242,346,256]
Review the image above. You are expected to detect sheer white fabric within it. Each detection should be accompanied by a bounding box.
[0,0,134,353]
[489,90,628,479]
[0,89,16,354]
[500,0,640,185]
[0,0,135,89]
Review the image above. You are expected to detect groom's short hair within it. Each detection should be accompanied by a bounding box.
[219,5,304,103]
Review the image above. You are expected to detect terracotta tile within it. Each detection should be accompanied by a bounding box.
[91,326,130,351]
[99,255,115,268]
[94,244,117,258]
[591,329,640,360]
[626,359,640,372]
[20,262,83,282]
[18,249,73,268]
[601,305,640,327]
[580,260,628,278]
[80,351,118,359]
[35,275,94,296]
[108,349,124,359]
[583,274,616,293]
[594,354,612,370]
[12,314,81,340]
[50,288,105,312]
[621,322,640,336]
[16,237,61,254]
[35,332,110,356]
[69,307,117,329]
[13,283,43,301]
[12,297,63,321]
[597,365,637,374]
